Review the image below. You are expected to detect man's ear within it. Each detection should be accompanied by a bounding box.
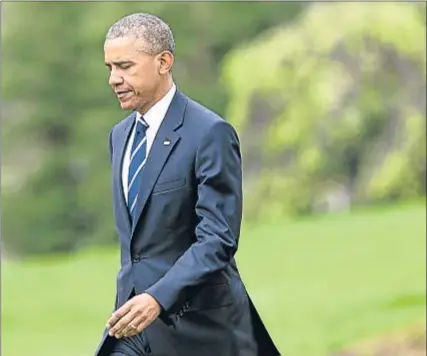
[157,51,174,74]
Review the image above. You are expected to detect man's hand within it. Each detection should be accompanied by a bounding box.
[106,293,161,339]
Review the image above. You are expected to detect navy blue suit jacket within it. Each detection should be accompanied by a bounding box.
[96,89,280,356]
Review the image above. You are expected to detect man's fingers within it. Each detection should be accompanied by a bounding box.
[133,309,157,335]
[135,315,152,334]
[122,313,147,337]
[109,309,136,337]
[107,302,133,328]
[106,312,121,329]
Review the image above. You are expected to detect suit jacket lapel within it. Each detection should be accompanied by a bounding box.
[112,111,136,234]
[131,89,188,237]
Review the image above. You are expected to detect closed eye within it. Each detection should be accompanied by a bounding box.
[105,61,134,70]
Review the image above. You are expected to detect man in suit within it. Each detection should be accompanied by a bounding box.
[96,13,280,356]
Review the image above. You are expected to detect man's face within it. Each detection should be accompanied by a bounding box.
[104,36,160,111]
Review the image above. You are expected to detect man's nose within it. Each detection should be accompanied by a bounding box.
[109,70,123,86]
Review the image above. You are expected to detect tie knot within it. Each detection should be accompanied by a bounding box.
[136,117,148,134]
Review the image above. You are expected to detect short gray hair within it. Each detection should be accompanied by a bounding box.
[106,13,175,55]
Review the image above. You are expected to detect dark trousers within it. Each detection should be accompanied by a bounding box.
[109,332,151,356]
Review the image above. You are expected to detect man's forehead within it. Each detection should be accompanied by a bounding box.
[104,36,139,52]
[104,36,151,63]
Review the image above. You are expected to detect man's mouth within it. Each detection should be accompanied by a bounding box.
[116,90,133,98]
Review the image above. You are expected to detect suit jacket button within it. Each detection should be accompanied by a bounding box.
[132,254,140,263]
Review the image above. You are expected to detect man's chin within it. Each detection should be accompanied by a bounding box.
[119,101,136,111]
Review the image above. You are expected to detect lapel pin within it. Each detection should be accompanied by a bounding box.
[163,139,171,146]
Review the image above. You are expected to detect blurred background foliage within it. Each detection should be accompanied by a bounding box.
[223,2,426,221]
[3,2,424,256]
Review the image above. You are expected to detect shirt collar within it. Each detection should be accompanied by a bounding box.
[135,83,176,127]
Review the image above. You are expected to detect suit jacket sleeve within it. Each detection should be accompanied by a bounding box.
[145,120,242,312]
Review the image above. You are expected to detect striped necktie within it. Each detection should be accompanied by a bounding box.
[127,117,148,223]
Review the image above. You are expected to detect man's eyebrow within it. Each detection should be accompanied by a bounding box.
[105,60,134,66]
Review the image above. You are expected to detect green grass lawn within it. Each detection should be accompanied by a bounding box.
[2,202,425,356]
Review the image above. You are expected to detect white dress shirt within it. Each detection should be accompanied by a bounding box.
[122,84,177,203]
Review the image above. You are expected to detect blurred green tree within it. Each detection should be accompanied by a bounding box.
[2,2,113,255]
[222,2,426,221]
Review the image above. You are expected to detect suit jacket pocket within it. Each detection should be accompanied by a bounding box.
[152,178,186,195]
